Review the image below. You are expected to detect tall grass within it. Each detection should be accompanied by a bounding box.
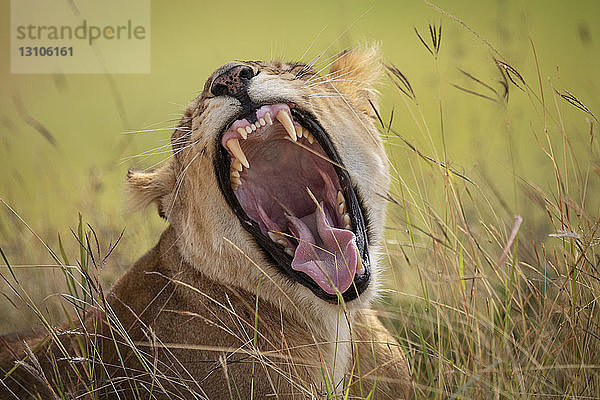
[379,23,600,399]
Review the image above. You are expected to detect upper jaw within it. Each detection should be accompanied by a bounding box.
[214,101,372,303]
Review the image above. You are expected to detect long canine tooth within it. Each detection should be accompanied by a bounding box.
[232,159,243,172]
[265,112,273,125]
[268,231,278,242]
[276,110,297,141]
[237,127,248,140]
[227,139,249,168]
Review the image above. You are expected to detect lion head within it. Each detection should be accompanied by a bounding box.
[126,46,390,315]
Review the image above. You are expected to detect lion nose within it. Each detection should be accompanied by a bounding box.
[210,65,255,98]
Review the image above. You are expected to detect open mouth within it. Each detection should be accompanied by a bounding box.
[215,103,370,302]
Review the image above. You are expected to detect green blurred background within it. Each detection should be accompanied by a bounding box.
[1,0,599,331]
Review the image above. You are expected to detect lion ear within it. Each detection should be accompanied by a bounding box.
[329,44,382,120]
[126,162,176,218]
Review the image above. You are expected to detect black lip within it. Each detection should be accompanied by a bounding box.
[214,106,371,303]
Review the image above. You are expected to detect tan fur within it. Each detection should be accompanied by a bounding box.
[126,161,176,213]
[0,47,412,399]
[329,45,382,120]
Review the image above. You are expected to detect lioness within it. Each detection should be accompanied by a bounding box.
[0,46,412,399]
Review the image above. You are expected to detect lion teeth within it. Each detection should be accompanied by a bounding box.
[265,112,273,125]
[342,213,351,228]
[306,132,315,144]
[268,231,278,241]
[251,124,257,131]
[245,126,252,134]
[232,159,243,172]
[285,247,294,256]
[276,110,297,141]
[237,127,248,140]
[259,117,266,126]
[296,125,303,138]
[337,191,346,214]
[230,165,242,191]
[226,139,249,169]
[268,231,288,247]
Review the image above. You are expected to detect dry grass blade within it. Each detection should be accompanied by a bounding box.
[450,84,497,102]
[451,68,502,102]
[385,64,417,102]
[555,89,599,123]
[12,94,57,147]
[369,99,385,129]
[458,69,498,96]
[496,215,523,267]
[414,23,442,57]
[414,27,433,56]
[494,58,526,92]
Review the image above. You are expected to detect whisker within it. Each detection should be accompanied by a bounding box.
[297,25,328,65]
[302,7,372,73]
[119,135,192,164]
[305,52,353,85]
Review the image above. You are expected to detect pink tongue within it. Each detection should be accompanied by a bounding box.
[286,202,358,295]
